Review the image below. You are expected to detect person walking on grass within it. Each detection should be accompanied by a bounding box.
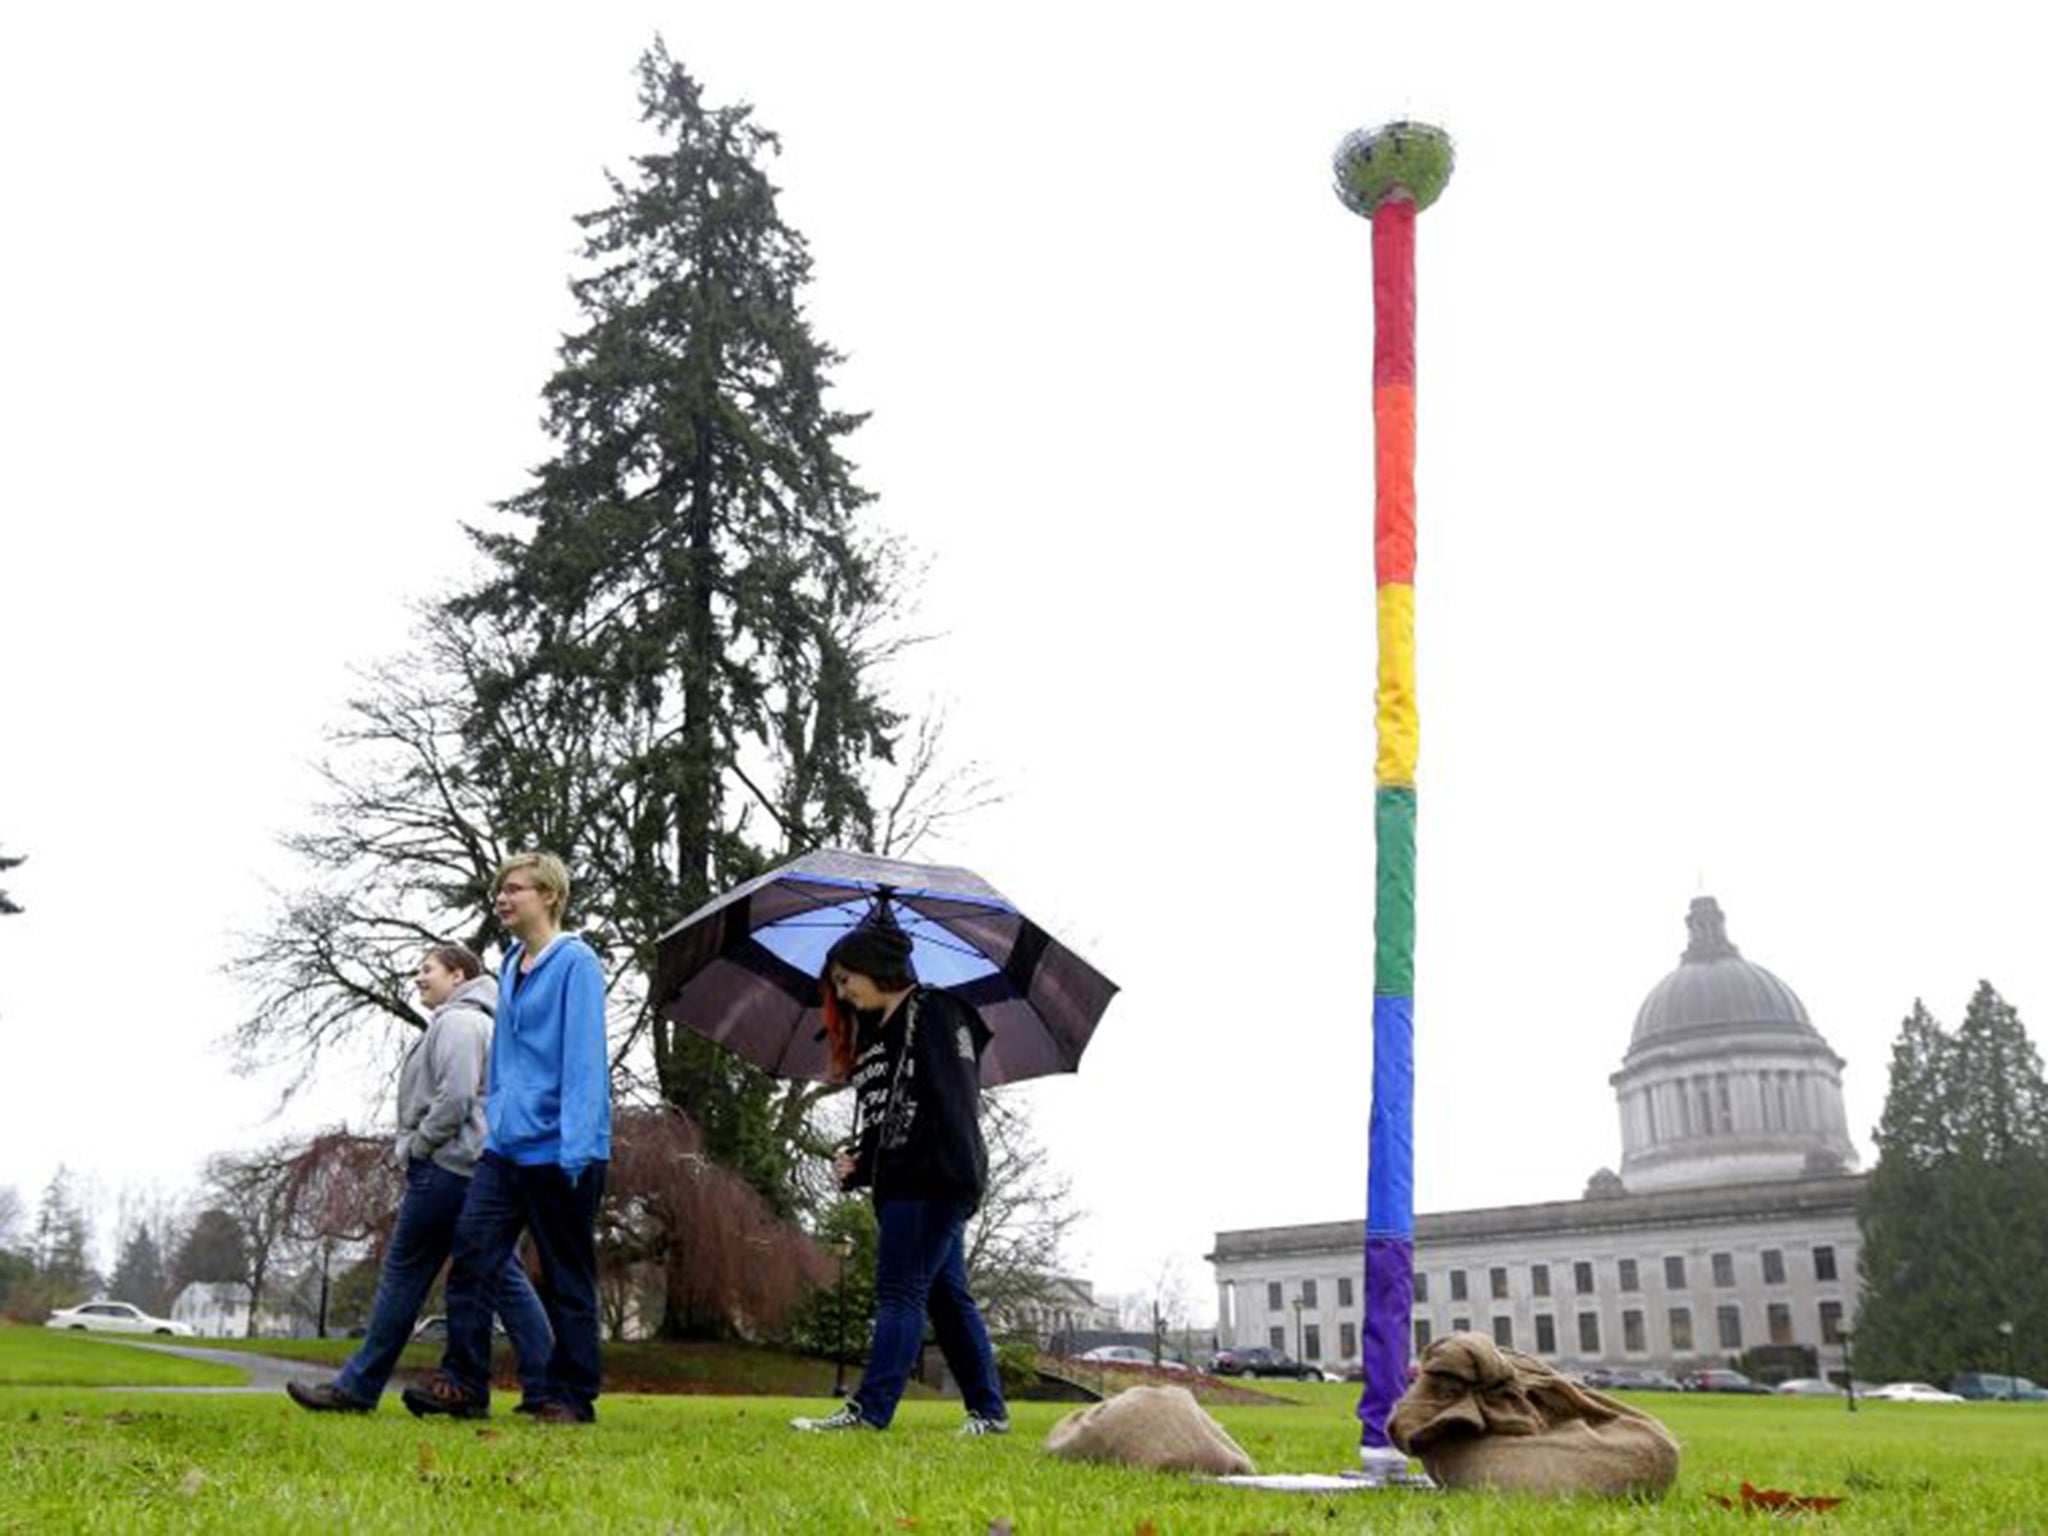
[286,943,554,1415]
[402,851,611,1426]
[790,920,1009,1438]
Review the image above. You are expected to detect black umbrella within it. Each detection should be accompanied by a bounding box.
[651,848,1117,1086]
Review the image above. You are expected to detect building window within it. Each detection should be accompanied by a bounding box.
[1341,1321,1358,1359]
[1267,1281,1282,1311]
[1490,1267,1509,1300]
[1531,1263,1551,1298]
[1618,1258,1640,1292]
[1301,1278,1318,1307]
[1813,1245,1838,1283]
[1412,1272,1428,1303]
[1535,1314,1557,1354]
[1452,1316,1470,1335]
[1762,1249,1785,1285]
[1574,1261,1595,1295]
[1715,1073,1734,1134]
[1668,1308,1694,1352]
[1768,1303,1794,1345]
[1412,1319,1431,1353]
[1664,1255,1687,1290]
[1492,1316,1514,1349]
[1304,1324,1322,1361]
[1450,1269,1468,1302]
[1718,1305,1743,1350]
[1578,1312,1601,1353]
[1270,1326,1286,1352]
[1338,1276,1355,1309]
[1712,1252,1736,1288]
[1623,1309,1646,1353]
[1819,1301,1844,1344]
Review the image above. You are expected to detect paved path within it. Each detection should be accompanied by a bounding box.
[110,1341,340,1395]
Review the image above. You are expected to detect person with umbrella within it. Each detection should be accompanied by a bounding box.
[790,919,1010,1437]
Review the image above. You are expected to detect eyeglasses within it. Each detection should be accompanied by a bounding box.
[497,881,540,897]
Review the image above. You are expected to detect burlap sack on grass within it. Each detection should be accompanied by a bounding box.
[1387,1332,1680,1498]
[1045,1385,1256,1476]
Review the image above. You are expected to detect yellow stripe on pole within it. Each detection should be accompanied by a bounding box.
[1376,582,1417,787]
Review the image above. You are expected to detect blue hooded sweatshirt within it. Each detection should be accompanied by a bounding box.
[485,934,611,1176]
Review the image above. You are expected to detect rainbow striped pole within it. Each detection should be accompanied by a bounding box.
[1333,121,1453,1462]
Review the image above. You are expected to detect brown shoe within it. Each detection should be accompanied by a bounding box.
[286,1380,371,1414]
[521,1402,594,1425]
[400,1372,488,1420]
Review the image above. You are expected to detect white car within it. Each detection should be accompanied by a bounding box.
[1076,1345,1189,1371]
[45,1300,194,1338]
[1774,1377,1844,1396]
[1863,1381,1965,1404]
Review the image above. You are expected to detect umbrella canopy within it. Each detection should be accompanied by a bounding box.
[651,848,1118,1086]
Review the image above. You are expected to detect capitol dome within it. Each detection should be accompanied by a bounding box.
[1610,897,1857,1193]
[1629,899,1819,1048]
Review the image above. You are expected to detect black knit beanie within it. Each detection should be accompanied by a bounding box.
[825,921,917,989]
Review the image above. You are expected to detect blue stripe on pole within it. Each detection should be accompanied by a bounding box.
[1367,993,1414,1238]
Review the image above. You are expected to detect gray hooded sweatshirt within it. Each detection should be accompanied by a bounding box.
[394,973,498,1176]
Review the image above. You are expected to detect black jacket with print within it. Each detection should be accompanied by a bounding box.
[843,987,991,1209]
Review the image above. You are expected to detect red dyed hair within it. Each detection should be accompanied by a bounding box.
[820,978,857,1083]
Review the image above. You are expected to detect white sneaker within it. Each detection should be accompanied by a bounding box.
[1356,1443,1410,1481]
[790,1400,879,1432]
[956,1413,1011,1437]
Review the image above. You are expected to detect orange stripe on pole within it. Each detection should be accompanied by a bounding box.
[1374,384,1415,587]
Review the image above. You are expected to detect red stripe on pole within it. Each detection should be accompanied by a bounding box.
[1372,196,1416,387]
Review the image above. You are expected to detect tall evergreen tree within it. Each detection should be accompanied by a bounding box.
[108,1225,172,1314]
[450,40,900,1206]
[32,1167,96,1301]
[1858,987,2048,1382]
[172,1208,250,1289]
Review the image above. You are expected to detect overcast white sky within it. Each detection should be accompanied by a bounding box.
[5,4,2048,1319]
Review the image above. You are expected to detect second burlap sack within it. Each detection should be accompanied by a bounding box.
[1045,1385,1256,1476]
[1387,1332,1680,1498]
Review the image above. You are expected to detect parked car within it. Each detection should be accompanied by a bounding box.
[1683,1368,1769,1394]
[1075,1345,1189,1371]
[1950,1372,2048,1402]
[1774,1377,1845,1396]
[1864,1381,1965,1404]
[45,1300,194,1338]
[1602,1368,1685,1392]
[1211,1346,1320,1380]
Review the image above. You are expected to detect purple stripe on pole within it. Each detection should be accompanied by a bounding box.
[1356,1233,1414,1447]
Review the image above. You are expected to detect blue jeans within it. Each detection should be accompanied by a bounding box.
[331,1158,552,1406]
[854,1196,1006,1429]
[442,1151,606,1417]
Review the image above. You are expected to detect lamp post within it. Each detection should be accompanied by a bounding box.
[1839,1328,1856,1414]
[832,1236,856,1399]
[1999,1320,2015,1400]
[1293,1296,1306,1364]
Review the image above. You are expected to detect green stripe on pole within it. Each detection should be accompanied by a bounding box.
[1374,786,1416,996]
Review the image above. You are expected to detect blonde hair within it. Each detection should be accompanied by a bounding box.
[496,851,572,922]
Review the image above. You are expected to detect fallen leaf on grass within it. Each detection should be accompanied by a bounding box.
[417,1442,441,1480]
[177,1470,208,1498]
[1706,1482,1844,1513]
[476,1428,502,1442]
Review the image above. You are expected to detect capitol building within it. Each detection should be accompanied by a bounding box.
[1209,897,1864,1376]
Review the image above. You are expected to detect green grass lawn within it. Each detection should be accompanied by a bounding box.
[3,1369,2044,1532]
[172,1333,932,1398]
[0,1325,247,1389]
